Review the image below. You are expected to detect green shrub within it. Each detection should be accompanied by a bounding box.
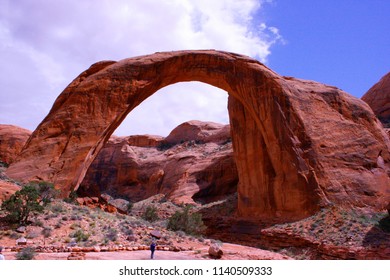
[167,205,206,235]
[1,185,44,225]
[70,229,90,242]
[16,247,37,260]
[142,205,159,222]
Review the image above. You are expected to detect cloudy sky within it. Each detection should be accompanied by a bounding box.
[0,0,389,136]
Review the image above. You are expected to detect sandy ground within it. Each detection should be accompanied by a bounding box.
[3,250,202,260]
[1,243,290,260]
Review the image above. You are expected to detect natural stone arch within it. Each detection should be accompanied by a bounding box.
[6,50,390,220]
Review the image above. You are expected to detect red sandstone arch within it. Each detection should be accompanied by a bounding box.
[6,50,390,219]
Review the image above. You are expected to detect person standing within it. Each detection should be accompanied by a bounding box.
[150,240,156,259]
[0,246,5,260]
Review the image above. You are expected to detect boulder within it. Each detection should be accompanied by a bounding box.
[208,243,223,259]
[16,237,27,246]
[16,226,26,233]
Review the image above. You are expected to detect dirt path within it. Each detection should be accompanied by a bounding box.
[3,250,204,260]
[2,243,290,260]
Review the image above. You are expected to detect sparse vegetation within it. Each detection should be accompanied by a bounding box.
[70,229,90,243]
[16,247,37,260]
[142,205,159,222]
[167,205,206,236]
[105,228,118,241]
[126,202,134,214]
[41,227,53,238]
[63,190,78,204]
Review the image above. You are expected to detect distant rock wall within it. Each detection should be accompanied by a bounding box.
[0,125,31,164]
[362,71,390,127]
[79,121,237,204]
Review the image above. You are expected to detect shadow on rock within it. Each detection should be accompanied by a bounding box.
[362,215,390,248]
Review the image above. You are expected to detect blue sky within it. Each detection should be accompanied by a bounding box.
[264,0,390,97]
[0,0,389,136]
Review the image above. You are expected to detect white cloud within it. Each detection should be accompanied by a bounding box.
[0,0,282,136]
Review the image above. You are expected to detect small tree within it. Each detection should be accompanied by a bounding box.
[33,181,59,205]
[142,205,159,222]
[1,185,44,225]
[168,205,206,235]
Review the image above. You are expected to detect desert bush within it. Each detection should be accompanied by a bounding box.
[70,214,82,221]
[32,219,44,227]
[70,229,90,242]
[167,205,206,236]
[142,205,159,222]
[1,185,44,225]
[16,247,37,260]
[42,227,53,238]
[50,203,65,213]
[105,228,118,241]
[63,191,78,204]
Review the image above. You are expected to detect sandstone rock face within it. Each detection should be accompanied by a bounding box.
[79,121,237,204]
[0,181,21,203]
[0,125,31,164]
[6,50,390,220]
[362,72,390,126]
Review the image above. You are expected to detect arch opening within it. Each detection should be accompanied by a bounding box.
[78,81,239,206]
[113,82,229,137]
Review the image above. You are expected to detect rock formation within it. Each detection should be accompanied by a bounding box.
[0,125,31,164]
[79,121,237,204]
[0,181,21,203]
[362,71,390,127]
[5,50,390,220]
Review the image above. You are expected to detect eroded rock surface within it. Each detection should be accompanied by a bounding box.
[79,121,237,204]
[5,50,390,220]
[0,125,31,164]
[362,71,390,126]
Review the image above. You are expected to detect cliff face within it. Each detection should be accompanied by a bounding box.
[5,50,390,220]
[0,125,31,164]
[362,71,390,127]
[79,121,238,204]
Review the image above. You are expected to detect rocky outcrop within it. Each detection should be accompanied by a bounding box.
[0,181,21,203]
[79,121,237,204]
[362,72,390,127]
[164,121,231,145]
[0,125,31,164]
[5,50,390,220]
